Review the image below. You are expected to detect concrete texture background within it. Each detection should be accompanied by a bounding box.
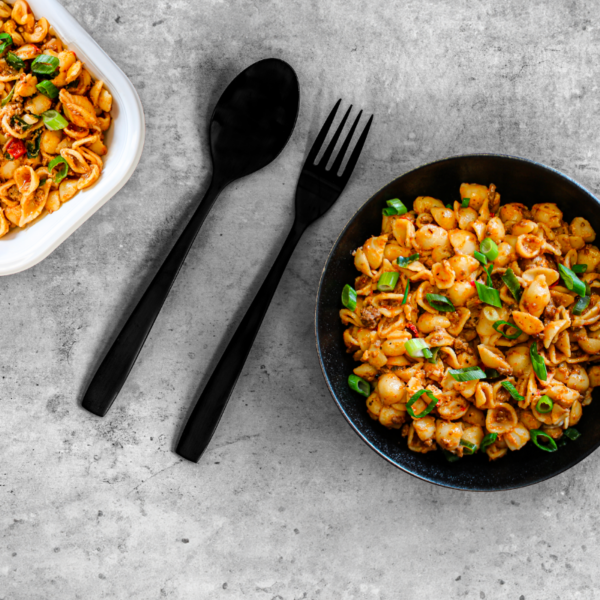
[2,0,600,598]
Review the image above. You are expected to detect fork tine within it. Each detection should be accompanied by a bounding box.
[305,99,341,166]
[316,104,352,168]
[340,114,373,183]
[329,109,362,175]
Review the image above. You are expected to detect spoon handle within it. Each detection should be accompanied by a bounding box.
[176,222,305,462]
[82,177,227,417]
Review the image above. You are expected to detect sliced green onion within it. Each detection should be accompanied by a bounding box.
[0,32,12,54]
[558,263,586,297]
[396,253,419,267]
[536,395,553,414]
[386,198,407,215]
[485,369,501,379]
[406,389,439,418]
[475,281,502,308]
[501,268,521,301]
[480,237,499,261]
[36,80,58,99]
[481,433,498,453]
[571,264,587,273]
[422,348,433,360]
[6,52,24,71]
[382,207,398,216]
[402,280,409,305]
[461,198,470,208]
[564,428,581,441]
[445,204,452,209]
[530,343,547,381]
[42,110,68,131]
[428,346,441,364]
[530,429,557,452]
[341,284,357,311]
[348,374,370,397]
[404,338,430,358]
[573,284,591,316]
[449,366,487,382]
[31,54,60,76]
[377,271,399,292]
[460,439,477,455]
[0,84,14,108]
[493,320,523,340]
[425,293,455,312]
[442,449,461,462]
[474,250,487,265]
[48,156,69,184]
[501,381,524,402]
[483,263,494,287]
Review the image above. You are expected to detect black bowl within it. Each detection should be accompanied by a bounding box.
[315,153,600,491]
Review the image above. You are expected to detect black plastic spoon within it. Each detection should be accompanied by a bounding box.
[82,58,300,417]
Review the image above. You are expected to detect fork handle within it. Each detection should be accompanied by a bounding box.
[176,221,306,462]
[81,176,227,417]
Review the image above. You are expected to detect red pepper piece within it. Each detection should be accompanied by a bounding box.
[470,280,476,288]
[6,138,26,159]
[406,323,419,337]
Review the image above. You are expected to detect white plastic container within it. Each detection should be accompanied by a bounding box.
[0,0,145,275]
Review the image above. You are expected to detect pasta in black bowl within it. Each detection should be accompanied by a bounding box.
[315,154,600,491]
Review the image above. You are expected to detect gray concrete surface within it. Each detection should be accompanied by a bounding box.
[2,0,600,598]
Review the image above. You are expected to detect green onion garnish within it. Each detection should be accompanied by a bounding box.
[402,280,409,305]
[377,271,399,292]
[0,33,12,54]
[386,198,407,215]
[485,369,501,379]
[31,54,60,76]
[460,439,477,455]
[422,348,433,359]
[480,237,499,261]
[42,110,68,131]
[530,429,557,452]
[449,366,487,382]
[348,374,370,397]
[564,428,581,441]
[406,389,439,418]
[0,84,14,108]
[396,253,419,267]
[442,449,461,462]
[425,293,455,312]
[571,264,587,273]
[493,320,523,340]
[445,204,452,209]
[573,282,591,316]
[474,250,487,265]
[6,52,24,71]
[382,207,398,216]
[48,155,69,184]
[461,198,470,208]
[501,268,521,301]
[558,263,587,297]
[404,338,430,358]
[530,343,547,381]
[428,346,441,364]
[36,80,58,99]
[501,381,524,402]
[481,433,498,452]
[483,263,494,286]
[475,281,502,308]
[341,284,357,311]
[536,395,553,414]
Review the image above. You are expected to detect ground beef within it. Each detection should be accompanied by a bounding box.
[360,305,381,329]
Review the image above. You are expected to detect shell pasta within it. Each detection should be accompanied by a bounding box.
[0,0,112,238]
[340,183,600,461]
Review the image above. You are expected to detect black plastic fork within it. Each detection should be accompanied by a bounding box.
[176,100,373,462]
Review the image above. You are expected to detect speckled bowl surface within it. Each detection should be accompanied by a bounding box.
[315,154,600,491]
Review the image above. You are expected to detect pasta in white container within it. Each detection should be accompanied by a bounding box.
[0,0,144,275]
